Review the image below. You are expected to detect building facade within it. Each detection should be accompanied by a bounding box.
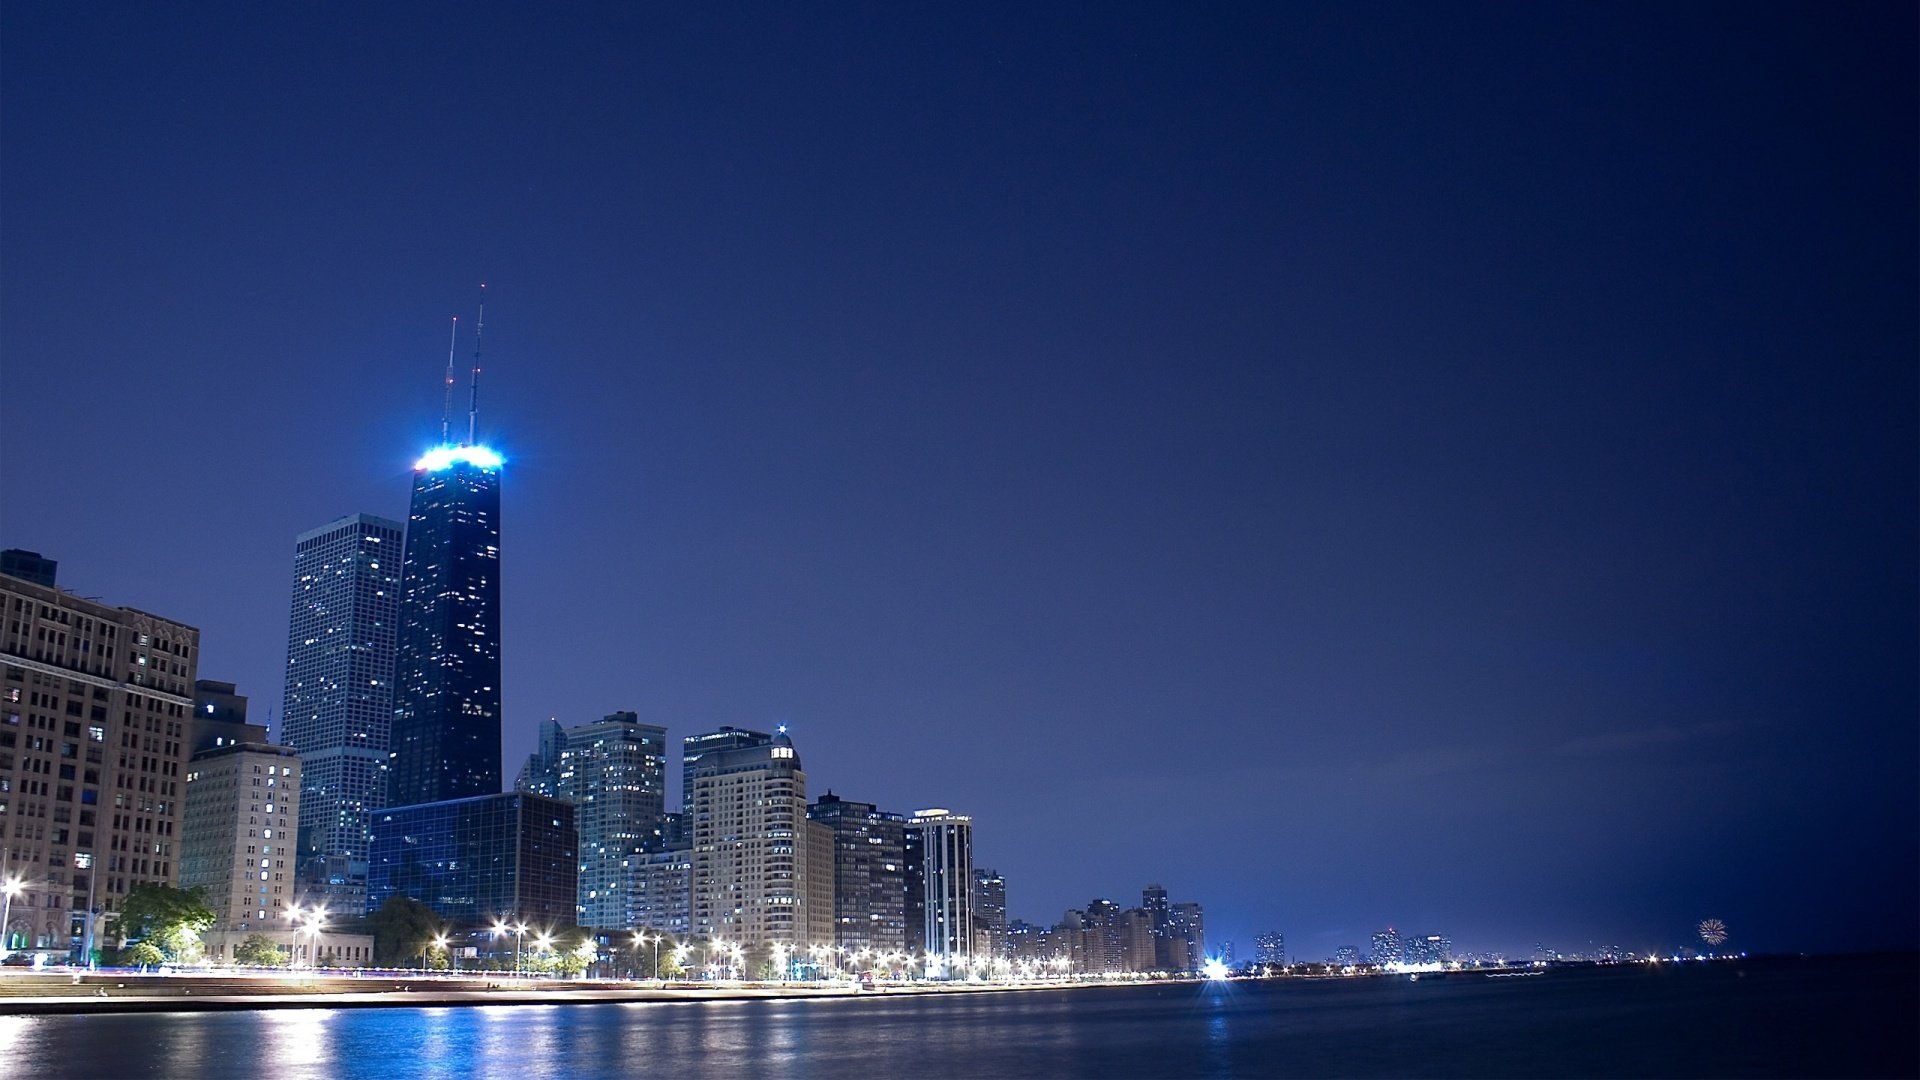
[388,448,503,806]
[515,713,668,930]
[688,730,818,948]
[1254,931,1286,966]
[630,846,691,938]
[1,568,199,961]
[1370,927,1401,967]
[179,742,300,931]
[972,867,1007,958]
[366,791,576,927]
[903,808,973,969]
[280,513,402,911]
[1168,901,1205,972]
[680,726,770,811]
[805,791,906,953]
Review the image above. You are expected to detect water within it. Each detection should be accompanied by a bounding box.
[2,955,1913,1078]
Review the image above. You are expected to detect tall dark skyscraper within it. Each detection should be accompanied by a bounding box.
[387,444,504,806]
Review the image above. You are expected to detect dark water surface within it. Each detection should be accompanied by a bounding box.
[3,955,1914,1078]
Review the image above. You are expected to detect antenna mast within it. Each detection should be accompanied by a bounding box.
[467,283,486,445]
[441,316,458,443]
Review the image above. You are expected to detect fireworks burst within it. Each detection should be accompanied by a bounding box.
[1698,919,1728,947]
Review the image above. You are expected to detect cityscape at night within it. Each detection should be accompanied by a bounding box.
[0,2,1914,1077]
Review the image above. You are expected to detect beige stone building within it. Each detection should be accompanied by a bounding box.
[690,730,832,951]
[180,741,301,932]
[1,563,198,959]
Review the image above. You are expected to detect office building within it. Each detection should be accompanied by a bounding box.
[806,791,906,953]
[0,550,56,588]
[388,446,503,806]
[903,808,973,968]
[1254,931,1285,966]
[1,567,198,961]
[280,513,403,911]
[972,867,1007,958]
[515,713,668,930]
[688,728,819,947]
[1334,945,1360,966]
[366,792,576,927]
[190,680,265,755]
[179,741,300,931]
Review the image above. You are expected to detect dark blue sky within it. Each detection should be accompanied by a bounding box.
[3,2,1913,957]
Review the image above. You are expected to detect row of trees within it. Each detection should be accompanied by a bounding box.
[96,886,721,977]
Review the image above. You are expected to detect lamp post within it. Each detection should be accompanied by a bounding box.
[515,922,528,976]
[431,933,450,974]
[0,875,23,959]
[647,934,662,981]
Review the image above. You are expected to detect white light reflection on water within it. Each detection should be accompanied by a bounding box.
[258,1008,336,1079]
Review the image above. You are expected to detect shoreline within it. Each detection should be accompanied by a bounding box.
[0,973,1164,1016]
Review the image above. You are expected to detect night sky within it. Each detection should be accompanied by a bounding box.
[3,3,1913,958]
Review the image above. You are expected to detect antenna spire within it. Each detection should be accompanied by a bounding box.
[441,316,458,443]
[467,284,486,445]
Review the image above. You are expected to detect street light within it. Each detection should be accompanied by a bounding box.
[431,933,450,974]
[0,875,23,959]
[302,910,327,969]
[515,922,529,976]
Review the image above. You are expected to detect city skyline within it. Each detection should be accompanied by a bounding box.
[1,3,1912,960]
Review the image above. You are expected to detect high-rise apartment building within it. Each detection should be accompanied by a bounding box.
[903,808,973,969]
[1370,927,1402,967]
[688,729,820,947]
[631,846,691,938]
[179,741,300,931]
[1142,882,1172,968]
[1,567,198,961]
[1254,931,1285,966]
[680,726,770,811]
[972,867,1007,958]
[1120,908,1158,972]
[806,791,906,953]
[280,513,402,911]
[515,713,668,930]
[366,791,576,926]
[1168,901,1206,972]
[388,446,503,806]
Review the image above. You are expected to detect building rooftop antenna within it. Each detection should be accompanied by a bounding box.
[467,283,486,445]
[440,315,458,444]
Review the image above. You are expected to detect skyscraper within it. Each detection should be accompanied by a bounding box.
[903,808,973,970]
[388,445,503,806]
[680,726,771,811]
[1254,931,1285,966]
[688,728,820,948]
[515,712,668,930]
[1168,901,1206,972]
[281,513,402,910]
[806,792,906,953]
[972,867,1007,958]
[179,740,300,931]
[366,791,577,926]
[1371,927,1402,967]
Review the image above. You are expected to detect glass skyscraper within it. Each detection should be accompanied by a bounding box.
[281,513,403,911]
[365,791,577,927]
[516,712,668,930]
[388,445,504,806]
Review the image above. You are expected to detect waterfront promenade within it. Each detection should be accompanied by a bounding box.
[0,970,1129,1015]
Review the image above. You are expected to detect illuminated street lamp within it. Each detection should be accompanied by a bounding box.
[302,910,327,969]
[432,933,451,973]
[515,922,529,975]
[0,875,23,958]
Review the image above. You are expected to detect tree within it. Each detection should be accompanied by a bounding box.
[124,941,166,969]
[234,934,286,967]
[115,884,215,963]
[367,896,445,967]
